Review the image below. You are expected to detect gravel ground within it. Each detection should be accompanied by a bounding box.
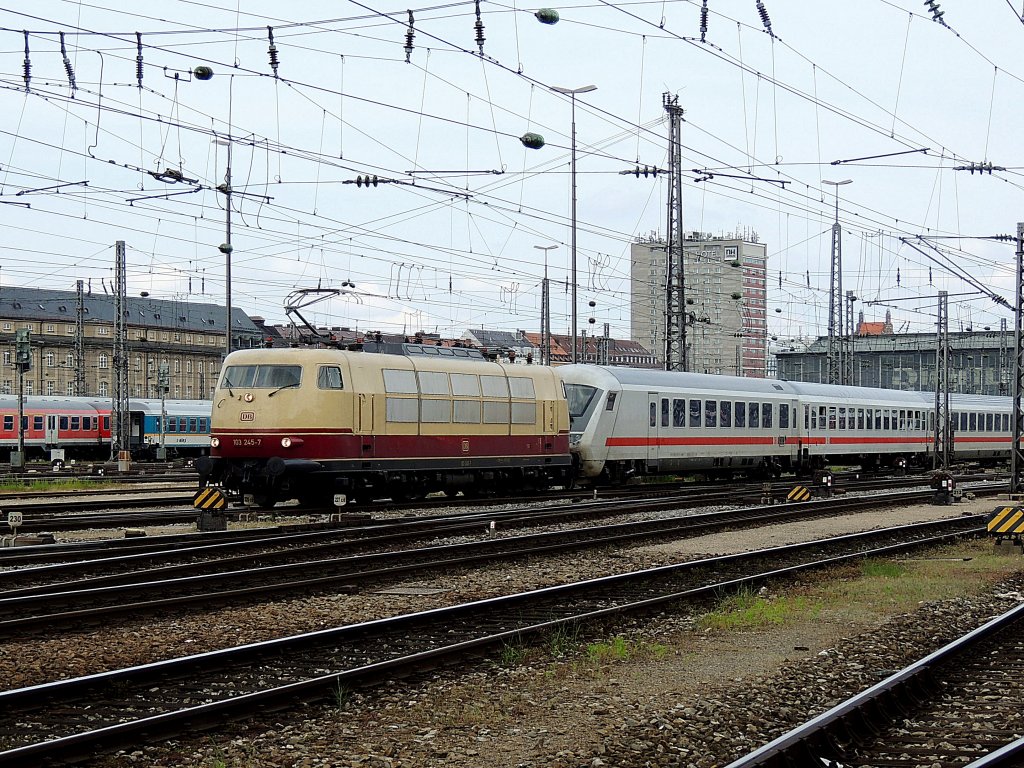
[8,494,1019,767]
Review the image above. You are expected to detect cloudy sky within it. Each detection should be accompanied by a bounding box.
[0,0,1020,348]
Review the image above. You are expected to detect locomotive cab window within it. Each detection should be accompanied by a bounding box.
[317,366,344,390]
[222,364,302,389]
[564,384,597,418]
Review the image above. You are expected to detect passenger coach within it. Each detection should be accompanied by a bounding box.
[559,365,1012,482]
[198,346,572,506]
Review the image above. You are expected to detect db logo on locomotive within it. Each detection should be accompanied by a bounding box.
[239,411,255,421]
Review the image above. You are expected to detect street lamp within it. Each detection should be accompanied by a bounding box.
[552,84,597,364]
[534,244,558,365]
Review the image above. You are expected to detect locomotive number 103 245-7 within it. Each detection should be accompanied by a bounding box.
[233,438,262,447]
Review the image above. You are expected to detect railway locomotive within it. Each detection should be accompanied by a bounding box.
[0,395,211,461]
[196,345,571,507]
[559,364,1012,482]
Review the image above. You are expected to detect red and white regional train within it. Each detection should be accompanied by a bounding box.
[196,345,1012,506]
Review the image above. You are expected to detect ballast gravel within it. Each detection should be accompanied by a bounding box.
[5,496,1020,767]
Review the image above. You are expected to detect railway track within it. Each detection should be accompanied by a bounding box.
[726,598,1024,767]
[0,517,986,766]
[0,489,994,636]
[0,469,1001,533]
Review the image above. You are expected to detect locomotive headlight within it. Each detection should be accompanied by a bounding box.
[281,437,292,448]
[569,432,583,446]
[244,393,254,403]
[210,437,220,448]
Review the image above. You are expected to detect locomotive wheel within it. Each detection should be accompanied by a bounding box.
[252,492,278,510]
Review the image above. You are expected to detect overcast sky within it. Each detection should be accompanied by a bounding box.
[0,0,1021,348]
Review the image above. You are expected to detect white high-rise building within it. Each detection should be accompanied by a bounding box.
[630,231,768,376]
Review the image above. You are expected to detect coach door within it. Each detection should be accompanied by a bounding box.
[45,415,58,446]
[647,393,659,469]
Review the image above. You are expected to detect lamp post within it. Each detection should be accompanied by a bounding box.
[534,244,558,365]
[822,178,852,384]
[552,84,597,364]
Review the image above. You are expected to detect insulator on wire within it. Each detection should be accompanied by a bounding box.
[267,26,280,77]
[755,0,773,36]
[404,10,415,63]
[700,0,708,42]
[59,32,76,91]
[135,32,143,88]
[896,267,901,287]
[474,0,486,55]
[22,31,30,92]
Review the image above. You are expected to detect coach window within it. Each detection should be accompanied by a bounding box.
[2,416,11,431]
[969,413,977,431]
[718,401,731,428]
[59,416,69,430]
[818,406,827,430]
[660,398,669,428]
[779,405,790,429]
[734,401,745,428]
[451,373,481,397]
[804,405,810,430]
[418,371,449,395]
[689,399,701,427]
[32,416,43,430]
[1004,414,1011,431]
[986,413,994,431]
[482,375,510,398]
[383,369,418,394]
[838,407,847,430]
[317,366,344,390]
[827,407,837,430]
[70,416,79,430]
[649,402,657,428]
[762,403,773,428]
[673,398,685,428]
[705,400,717,428]
[857,409,864,430]
[167,419,177,433]
[509,377,535,399]
[809,406,817,430]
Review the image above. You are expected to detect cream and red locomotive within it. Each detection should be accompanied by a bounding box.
[196,345,571,506]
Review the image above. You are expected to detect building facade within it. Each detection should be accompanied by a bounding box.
[0,287,263,400]
[775,327,1012,395]
[630,231,768,375]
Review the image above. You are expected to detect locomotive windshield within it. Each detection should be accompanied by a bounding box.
[222,364,302,389]
[564,383,597,419]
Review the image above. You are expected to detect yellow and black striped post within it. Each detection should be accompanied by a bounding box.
[987,505,1024,539]
[787,485,811,503]
[193,487,227,511]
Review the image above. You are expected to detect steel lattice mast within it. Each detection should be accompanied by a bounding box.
[933,290,950,469]
[663,93,687,371]
[111,240,129,460]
